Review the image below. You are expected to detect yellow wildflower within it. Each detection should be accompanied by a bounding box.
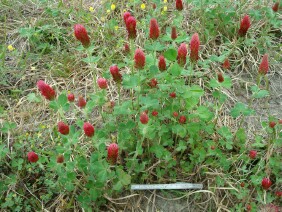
[7,45,15,51]
[141,3,146,10]
[89,7,94,12]
[163,6,168,12]
[107,9,110,14]
[164,0,167,3]
[111,4,116,11]
[114,26,119,31]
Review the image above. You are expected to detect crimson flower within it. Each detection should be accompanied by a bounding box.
[27,151,39,163]
[170,92,176,98]
[67,93,75,102]
[58,121,70,135]
[173,112,179,117]
[217,72,224,83]
[176,0,183,11]
[77,96,87,108]
[261,178,272,190]
[179,115,186,124]
[258,54,269,75]
[269,121,276,128]
[57,155,64,163]
[140,112,149,124]
[74,24,90,48]
[222,59,231,69]
[171,26,177,40]
[124,43,130,54]
[125,16,137,39]
[190,33,200,62]
[238,15,251,37]
[134,49,146,69]
[83,122,95,137]
[158,55,166,71]
[37,80,56,100]
[152,110,158,116]
[177,43,187,66]
[149,18,160,40]
[149,78,158,88]
[249,150,257,159]
[272,2,279,12]
[110,65,122,82]
[97,78,108,89]
[107,143,119,165]
[123,12,131,23]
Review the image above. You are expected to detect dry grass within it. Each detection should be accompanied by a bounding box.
[1,0,281,211]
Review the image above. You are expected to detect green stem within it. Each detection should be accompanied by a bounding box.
[87,48,97,92]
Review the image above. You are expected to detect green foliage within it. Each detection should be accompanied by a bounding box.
[1,0,281,211]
